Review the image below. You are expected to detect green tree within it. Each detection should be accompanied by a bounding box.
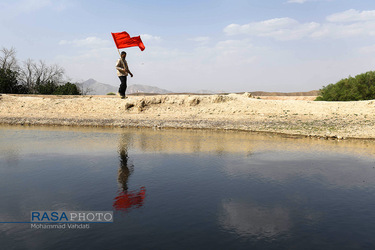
[0,68,25,93]
[0,47,25,93]
[54,82,81,95]
[36,80,58,94]
[316,71,375,101]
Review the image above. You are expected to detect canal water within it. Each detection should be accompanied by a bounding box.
[1,125,375,249]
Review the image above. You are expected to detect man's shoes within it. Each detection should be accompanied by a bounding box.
[121,96,128,99]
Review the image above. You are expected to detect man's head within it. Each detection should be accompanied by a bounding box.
[121,51,127,58]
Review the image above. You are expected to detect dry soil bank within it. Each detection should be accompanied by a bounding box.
[1,93,375,139]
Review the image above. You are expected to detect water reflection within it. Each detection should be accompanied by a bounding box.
[117,139,134,192]
[113,134,146,212]
[221,154,375,188]
[219,200,291,238]
[1,148,20,167]
[1,126,375,249]
[3,125,375,158]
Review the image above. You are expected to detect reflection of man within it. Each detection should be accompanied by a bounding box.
[118,146,133,192]
[113,134,146,212]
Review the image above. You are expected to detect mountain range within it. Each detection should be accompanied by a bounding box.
[78,78,318,96]
[79,79,172,95]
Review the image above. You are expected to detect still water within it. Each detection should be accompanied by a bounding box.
[1,125,375,249]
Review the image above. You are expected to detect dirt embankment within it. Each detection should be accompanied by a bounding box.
[1,93,375,139]
[251,90,320,97]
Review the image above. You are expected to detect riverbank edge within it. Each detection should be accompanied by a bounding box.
[1,116,373,141]
[2,94,375,140]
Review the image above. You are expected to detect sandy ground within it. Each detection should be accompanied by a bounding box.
[1,93,375,139]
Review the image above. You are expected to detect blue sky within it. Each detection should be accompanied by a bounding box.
[1,0,375,92]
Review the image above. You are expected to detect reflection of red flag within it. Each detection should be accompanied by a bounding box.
[111,31,145,51]
[113,187,146,211]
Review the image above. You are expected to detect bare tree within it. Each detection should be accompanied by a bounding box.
[20,59,34,92]
[1,47,71,94]
[0,47,19,72]
[34,60,64,84]
[19,59,65,93]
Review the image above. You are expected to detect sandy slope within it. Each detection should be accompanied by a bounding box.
[1,93,375,139]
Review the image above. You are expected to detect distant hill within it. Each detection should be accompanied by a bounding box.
[79,79,172,95]
[127,84,172,94]
[79,79,117,95]
[78,79,318,96]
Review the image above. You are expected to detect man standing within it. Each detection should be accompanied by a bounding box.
[116,51,133,99]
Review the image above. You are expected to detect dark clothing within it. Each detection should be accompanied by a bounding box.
[118,76,127,97]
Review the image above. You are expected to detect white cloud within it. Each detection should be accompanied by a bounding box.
[0,0,70,18]
[225,18,298,35]
[287,0,308,3]
[137,34,162,48]
[310,22,375,39]
[358,44,375,54]
[195,39,258,67]
[286,0,333,4]
[224,17,320,41]
[189,36,210,45]
[214,39,253,55]
[15,0,51,13]
[327,9,375,23]
[59,37,111,48]
[317,9,375,38]
[225,9,375,40]
[140,34,162,42]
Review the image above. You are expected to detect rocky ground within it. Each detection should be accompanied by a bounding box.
[1,93,375,139]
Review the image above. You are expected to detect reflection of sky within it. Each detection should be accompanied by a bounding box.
[1,126,375,249]
[216,149,375,243]
[221,152,375,188]
[2,127,375,242]
[219,200,291,238]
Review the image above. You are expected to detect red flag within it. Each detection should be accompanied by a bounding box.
[111,31,145,51]
[113,187,146,212]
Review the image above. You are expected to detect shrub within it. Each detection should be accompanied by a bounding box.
[316,71,375,101]
[54,82,81,95]
[0,68,20,93]
[107,92,116,95]
[36,81,58,94]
